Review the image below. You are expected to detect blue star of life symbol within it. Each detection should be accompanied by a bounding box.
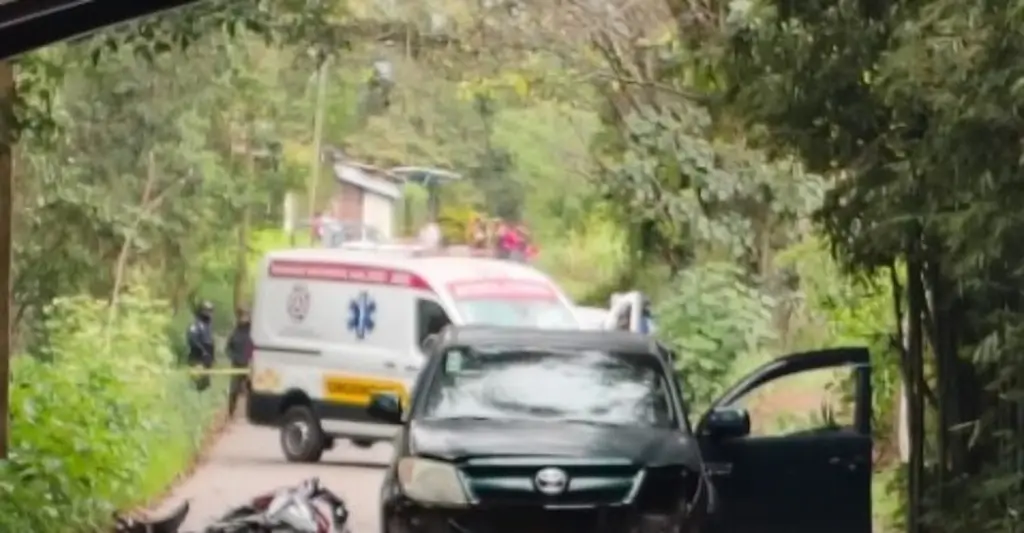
[347,291,376,340]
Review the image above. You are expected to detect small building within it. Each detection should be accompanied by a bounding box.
[328,159,403,239]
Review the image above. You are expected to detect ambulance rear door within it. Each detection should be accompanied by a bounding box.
[252,257,423,440]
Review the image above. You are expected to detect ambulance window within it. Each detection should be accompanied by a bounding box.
[417,299,451,345]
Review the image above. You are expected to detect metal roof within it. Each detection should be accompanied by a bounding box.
[389,166,462,186]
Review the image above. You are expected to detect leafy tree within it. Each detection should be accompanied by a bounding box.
[597,103,824,276]
[706,0,1024,530]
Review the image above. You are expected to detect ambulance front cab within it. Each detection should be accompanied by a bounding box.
[245,247,581,463]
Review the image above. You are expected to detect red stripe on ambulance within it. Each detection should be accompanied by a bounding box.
[447,279,558,301]
[268,260,433,292]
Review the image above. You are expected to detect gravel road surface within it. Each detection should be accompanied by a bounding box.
[153,420,390,533]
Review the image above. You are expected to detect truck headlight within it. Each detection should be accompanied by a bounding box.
[396,457,470,506]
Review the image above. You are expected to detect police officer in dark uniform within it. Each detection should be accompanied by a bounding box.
[187,301,215,391]
[640,299,657,335]
[225,308,252,416]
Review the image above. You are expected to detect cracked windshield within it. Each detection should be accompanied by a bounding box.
[0,0,1017,532]
[423,347,673,427]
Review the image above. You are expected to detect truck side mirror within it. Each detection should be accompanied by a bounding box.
[367,392,403,424]
[702,407,751,439]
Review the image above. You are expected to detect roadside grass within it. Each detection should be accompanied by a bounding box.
[135,438,193,500]
[872,467,901,533]
[126,378,228,509]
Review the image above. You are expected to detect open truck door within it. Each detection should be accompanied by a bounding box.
[698,347,872,533]
[603,291,654,333]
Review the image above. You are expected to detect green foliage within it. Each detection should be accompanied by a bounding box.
[11,30,320,345]
[656,262,777,410]
[492,102,601,235]
[437,205,480,245]
[777,236,902,420]
[0,293,225,532]
[598,104,825,273]
[535,211,630,304]
[710,0,1024,528]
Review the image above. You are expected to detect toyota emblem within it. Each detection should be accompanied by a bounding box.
[534,467,569,495]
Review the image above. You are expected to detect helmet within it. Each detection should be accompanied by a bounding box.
[196,300,214,319]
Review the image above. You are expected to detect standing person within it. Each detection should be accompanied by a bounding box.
[525,242,539,261]
[512,223,531,262]
[418,218,442,249]
[486,218,501,255]
[640,299,657,335]
[469,215,488,250]
[496,220,516,259]
[186,301,216,391]
[225,308,253,417]
[311,209,326,243]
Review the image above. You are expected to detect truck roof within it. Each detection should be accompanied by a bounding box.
[442,326,665,356]
[263,246,558,289]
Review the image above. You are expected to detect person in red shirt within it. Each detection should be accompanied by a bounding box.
[311,209,332,244]
[496,220,517,259]
[525,242,539,261]
[502,223,532,262]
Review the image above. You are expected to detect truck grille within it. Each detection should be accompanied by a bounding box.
[450,508,635,533]
[459,457,642,506]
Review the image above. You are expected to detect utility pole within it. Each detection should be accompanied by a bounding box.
[306,54,330,245]
[232,124,269,312]
[0,59,15,459]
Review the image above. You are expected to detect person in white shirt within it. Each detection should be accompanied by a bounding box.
[419,220,442,249]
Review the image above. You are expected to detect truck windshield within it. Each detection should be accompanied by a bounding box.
[420,347,675,428]
[455,299,579,329]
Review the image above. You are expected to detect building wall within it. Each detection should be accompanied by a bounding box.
[364,192,395,239]
[334,182,364,222]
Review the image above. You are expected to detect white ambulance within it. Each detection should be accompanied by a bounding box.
[245,245,582,462]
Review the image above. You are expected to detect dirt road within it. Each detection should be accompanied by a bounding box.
[153,421,390,533]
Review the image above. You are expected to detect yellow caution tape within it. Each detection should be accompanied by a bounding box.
[186,367,250,376]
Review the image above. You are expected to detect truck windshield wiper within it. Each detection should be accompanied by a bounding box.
[557,418,624,427]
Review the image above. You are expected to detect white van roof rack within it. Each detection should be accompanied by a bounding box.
[335,241,424,255]
[330,238,508,261]
[411,245,497,258]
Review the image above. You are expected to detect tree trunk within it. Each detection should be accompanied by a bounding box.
[108,151,157,309]
[906,252,926,533]
[0,59,14,460]
[306,55,329,245]
[233,139,256,313]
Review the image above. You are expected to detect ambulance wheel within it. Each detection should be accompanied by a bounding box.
[280,405,325,463]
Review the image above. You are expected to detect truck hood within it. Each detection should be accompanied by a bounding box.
[409,418,700,467]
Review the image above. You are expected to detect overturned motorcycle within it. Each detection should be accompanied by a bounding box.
[113,477,350,533]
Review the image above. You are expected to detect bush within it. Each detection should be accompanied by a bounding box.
[0,292,226,532]
[655,262,777,411]
[535,213,629,304]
